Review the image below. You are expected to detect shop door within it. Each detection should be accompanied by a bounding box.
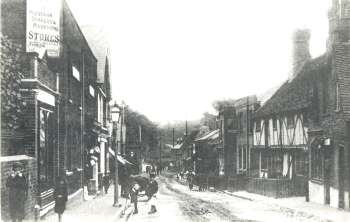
[324,148,332,205]
[38,108,55,206]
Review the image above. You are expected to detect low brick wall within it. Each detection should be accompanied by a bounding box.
[1,155,38,221]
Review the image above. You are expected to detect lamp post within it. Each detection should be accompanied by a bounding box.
[111,102,121,207]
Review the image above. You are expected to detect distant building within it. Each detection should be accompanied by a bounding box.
[81,25,112,194]
[216,96,259,177]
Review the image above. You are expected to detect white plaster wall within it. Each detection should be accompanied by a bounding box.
[330,187,339,208]
[309,181,325,204]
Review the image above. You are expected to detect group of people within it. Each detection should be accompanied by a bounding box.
[6,161,159,221]
[145,163,161,175]
[6,163,68,222]
[128,171,158,215]
[176,170,208,192]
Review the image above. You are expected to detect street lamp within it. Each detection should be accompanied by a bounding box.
[111,102,120,207]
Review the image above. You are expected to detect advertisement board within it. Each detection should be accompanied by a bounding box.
[26,0,61,58]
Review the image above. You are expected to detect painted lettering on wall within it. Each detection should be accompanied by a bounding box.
[26,0,61,58]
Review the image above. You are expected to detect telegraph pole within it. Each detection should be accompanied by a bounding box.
[173,128,175,169]
[159,132,162,174]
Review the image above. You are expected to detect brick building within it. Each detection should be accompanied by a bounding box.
[307,0,350,209]
[1,0,104,219]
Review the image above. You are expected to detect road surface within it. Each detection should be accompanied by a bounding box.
[118,174,321,222]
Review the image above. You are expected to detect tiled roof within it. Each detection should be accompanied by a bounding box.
[255,54,331,118]
[81,25,110,84]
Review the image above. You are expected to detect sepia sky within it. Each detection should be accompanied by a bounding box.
[67,0,331,124]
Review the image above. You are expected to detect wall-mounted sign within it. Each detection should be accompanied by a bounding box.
[26,0,61,58]
[324,138,331,146]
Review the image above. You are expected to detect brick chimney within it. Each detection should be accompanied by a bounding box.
[291,29,311,79]
[327,0,350,52]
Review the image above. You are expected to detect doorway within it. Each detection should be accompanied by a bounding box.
[339,146,345,209]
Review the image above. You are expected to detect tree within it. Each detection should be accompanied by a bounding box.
[124,106,159,161]
[1,35,26,132]
[212,98,235,112]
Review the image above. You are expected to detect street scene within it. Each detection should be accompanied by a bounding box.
[1,0,350,221]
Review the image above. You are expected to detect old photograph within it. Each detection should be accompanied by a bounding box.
[1,0,350,221]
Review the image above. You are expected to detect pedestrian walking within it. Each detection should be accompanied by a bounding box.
[187,171,194,191]
[146,172,158,214]
[6,162,28,222]
[102,173,110,194]
[129,181,141,214]
[54,176,68,222]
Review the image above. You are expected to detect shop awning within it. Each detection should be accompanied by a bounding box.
[108,148,134,165]
[165,143,183,150]
[195,129,219,142]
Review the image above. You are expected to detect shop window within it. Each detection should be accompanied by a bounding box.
[261,152,283,178]
[311,144,323,180]
[238,145,248,172]
[295,150,308,176]
[269,154,283,178]
[66,125,73,170]
[39,109,54,192]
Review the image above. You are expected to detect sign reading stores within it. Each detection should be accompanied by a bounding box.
[26,0,61,58]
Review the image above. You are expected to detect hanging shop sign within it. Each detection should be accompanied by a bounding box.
[26,0,61,58]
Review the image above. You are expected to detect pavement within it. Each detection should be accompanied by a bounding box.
[176,176,350,222]
[221,190,350,222]
[173,175,350,222]
[40,185,126,222]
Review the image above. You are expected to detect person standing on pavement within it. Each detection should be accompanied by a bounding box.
[129,181,141,214]
[6,162,28,222]
[187,171,194,191]
[102,173,110,194]
[146,172,158,214]
[54,175,68,222]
